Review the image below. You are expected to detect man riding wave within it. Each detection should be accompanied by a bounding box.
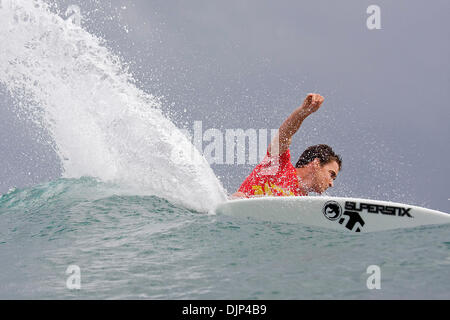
[232,93,342,199]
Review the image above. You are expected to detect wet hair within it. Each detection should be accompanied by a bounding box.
[295,144,342,170]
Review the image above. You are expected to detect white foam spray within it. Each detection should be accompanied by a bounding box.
[0,0,227,212]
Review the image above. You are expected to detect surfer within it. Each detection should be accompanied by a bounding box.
[232,93,342,199]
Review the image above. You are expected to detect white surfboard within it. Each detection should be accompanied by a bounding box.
[214,196,450,233]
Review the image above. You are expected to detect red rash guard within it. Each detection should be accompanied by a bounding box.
[238,149,307,197]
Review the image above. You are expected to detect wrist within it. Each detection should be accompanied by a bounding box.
[297,107,311,119]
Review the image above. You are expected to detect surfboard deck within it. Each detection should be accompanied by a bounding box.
[214,196,450,233]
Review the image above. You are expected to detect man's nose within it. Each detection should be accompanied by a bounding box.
[329,180,334,188]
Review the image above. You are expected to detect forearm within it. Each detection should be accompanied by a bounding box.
[268,93,324,155]
[279,107,310,140]
[269,107,309,155]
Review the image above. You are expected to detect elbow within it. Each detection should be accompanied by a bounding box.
[230,192,247,200]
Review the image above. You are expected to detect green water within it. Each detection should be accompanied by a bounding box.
[0,177,449,299]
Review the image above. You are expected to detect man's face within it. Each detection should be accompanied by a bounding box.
[312,159,340,194]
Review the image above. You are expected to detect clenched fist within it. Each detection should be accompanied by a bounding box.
[301,93,324,116]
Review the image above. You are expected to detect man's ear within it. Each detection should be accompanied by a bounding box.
[312,158,321,168]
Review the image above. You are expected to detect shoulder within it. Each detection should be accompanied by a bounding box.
[257,148,293,174]
[267,148,291,160]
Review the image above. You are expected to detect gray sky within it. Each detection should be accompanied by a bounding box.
[1,0,449,212]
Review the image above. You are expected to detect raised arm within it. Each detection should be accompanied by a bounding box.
[268,93,324,156]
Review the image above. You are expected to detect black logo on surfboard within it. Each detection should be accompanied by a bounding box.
[322,201,342,221]
[338,210,365,232]
[345,202,413,218]
[322,201,413,233]
[322,201,365,232]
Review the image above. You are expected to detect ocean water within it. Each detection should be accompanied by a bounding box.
[0,177,449,299]
[0,0,227,214]
[0,0,449,300]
